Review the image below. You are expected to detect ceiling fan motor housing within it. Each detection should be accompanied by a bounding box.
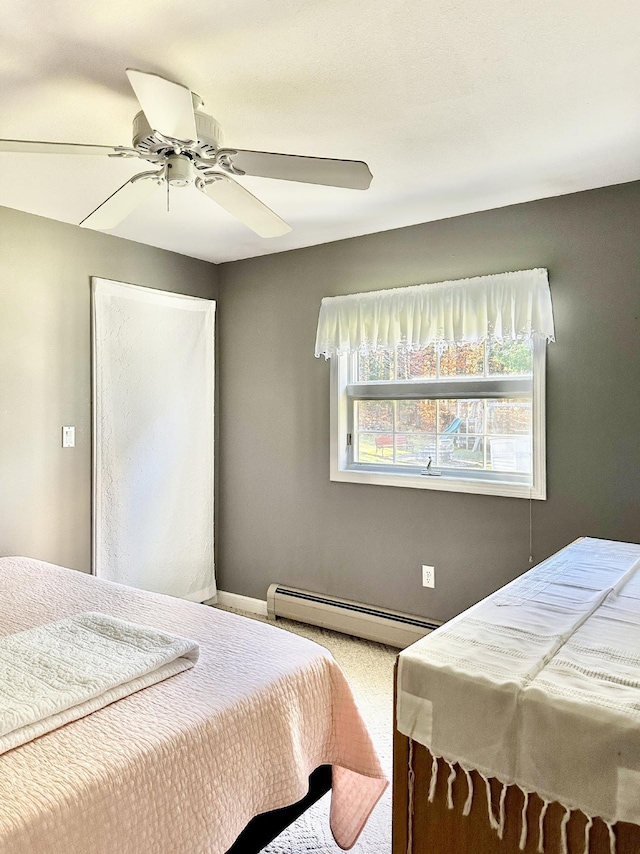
[132,110,222,157]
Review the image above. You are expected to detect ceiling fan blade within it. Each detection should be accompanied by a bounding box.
[0,139,119,155]
[200,175,291,238]
[126,69,197,143]
[225,150,373,190]
[80,175,160,230]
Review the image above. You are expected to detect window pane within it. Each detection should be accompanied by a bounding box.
[396,345,437,379]
[355,432,438,466]
[438,435,485,469]
[394,433,419,465]
[356,433,391,463]
[438,400,485,468]
[486,398,532,474]
[486,398,531,435]
[396,400,437,433]
[341,336,545,494]
[437,400,484,434]
[409,434,437,464]
[356,400,393,431]
[488,437,532,473]
[358,351,394,381]
[439,343,484,377]
[488,340,533,375]
[353,396,532,476]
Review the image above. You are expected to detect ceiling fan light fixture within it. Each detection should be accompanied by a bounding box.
[165,154,195,186]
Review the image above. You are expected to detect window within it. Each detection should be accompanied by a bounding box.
[317,269,554,499]
[330,338,546,498]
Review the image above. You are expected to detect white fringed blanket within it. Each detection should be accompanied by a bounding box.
[0,612,199,756]
[397,537,640,854]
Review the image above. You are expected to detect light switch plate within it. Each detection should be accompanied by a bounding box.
[62,426,76,448]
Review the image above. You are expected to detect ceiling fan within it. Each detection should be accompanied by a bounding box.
[0,69,372,238]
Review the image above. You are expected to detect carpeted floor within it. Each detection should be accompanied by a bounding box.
[215,606,397,853]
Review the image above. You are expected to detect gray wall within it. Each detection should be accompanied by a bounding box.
[217,181,640,622]
[0,206,217,573]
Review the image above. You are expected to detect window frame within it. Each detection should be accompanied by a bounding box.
[329,339,547,499]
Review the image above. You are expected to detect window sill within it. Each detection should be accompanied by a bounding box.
[330,465,545,499]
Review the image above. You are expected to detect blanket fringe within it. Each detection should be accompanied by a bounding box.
[497,783,508,839]
[537,799,549,853]
[560,806,571,854]
[583,815,593,854]
[428,753,439,803]
[462,768,474,816]
[482,774,500,831]
[446,762,457,810]
[424,755,615,854]
[407,739,415,854]
[605,820,616,854]
[519,790,530,850]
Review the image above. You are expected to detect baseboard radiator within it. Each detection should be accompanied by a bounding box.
[267,584,441,649]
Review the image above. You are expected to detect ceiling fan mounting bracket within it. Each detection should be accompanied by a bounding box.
[196,173,225,188]
[131,169,165,185]
[108,147,142,159]
[213,149,245,177]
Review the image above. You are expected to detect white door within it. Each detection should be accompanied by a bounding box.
[92,278,216,601]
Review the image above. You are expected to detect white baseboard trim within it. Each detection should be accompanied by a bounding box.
[217,590,269,617]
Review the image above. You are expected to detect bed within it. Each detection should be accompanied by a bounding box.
[0,556,387,854]
[393,537,640,854]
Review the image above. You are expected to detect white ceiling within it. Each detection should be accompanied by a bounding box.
[1,0,639,264]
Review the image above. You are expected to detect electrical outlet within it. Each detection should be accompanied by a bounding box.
[422,565,435,588]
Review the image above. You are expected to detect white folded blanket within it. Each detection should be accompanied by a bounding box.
[0,611,199,755]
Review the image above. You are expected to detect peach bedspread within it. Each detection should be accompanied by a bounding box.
[0,557,387,854]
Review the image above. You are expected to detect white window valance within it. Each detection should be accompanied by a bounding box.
[314,268,554,359]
